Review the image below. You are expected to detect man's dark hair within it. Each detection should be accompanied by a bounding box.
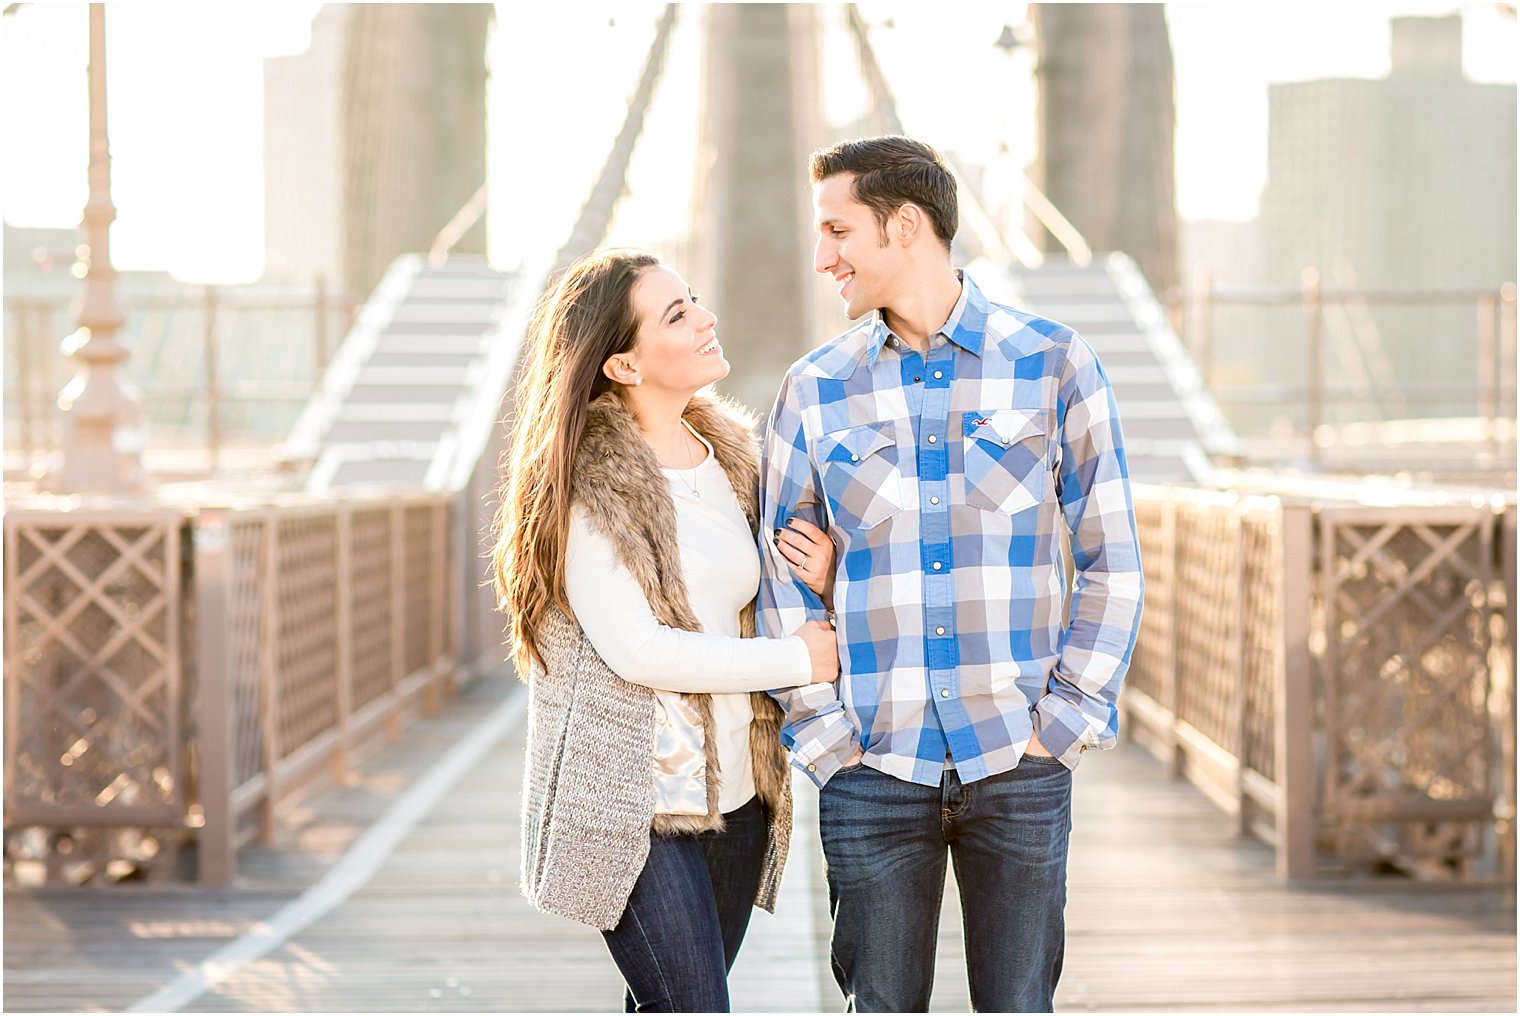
[809,135,958,253]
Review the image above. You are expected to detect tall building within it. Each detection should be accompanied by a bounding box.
[263,5,349,289]
[262,4,490,299]
[1255,15,1516,417]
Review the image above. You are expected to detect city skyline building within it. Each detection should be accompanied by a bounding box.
[1183,14,1516,426]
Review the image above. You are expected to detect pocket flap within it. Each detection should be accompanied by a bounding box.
[818,420,896,464]
[963,409,1045,447]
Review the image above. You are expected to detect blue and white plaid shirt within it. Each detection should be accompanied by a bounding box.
[758,273,1143,787]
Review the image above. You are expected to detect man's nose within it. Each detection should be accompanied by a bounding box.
[814,238,835,275]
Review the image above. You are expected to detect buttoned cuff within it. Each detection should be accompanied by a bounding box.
[1031,692,1111,770]
[788,716,858,788]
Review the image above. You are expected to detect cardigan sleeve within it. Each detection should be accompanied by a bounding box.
[564,510,813,694]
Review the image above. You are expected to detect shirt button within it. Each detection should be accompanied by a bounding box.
[913,376,922,383]
[933,370,943,379]
[850,454,859,462]
[935,626,945,635]
[932,561,943,570]
[930,496,940,505]
[940,689,950,698]
[807,763,817,772]
[927,434,938,444]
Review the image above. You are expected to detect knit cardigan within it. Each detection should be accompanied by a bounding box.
[519,390,794,931]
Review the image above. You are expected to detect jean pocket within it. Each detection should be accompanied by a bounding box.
[817,421,905,530]
[1022,752,1065,767]
[960,409,1048,515]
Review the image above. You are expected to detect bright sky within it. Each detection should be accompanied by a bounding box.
[1,2,1513,285]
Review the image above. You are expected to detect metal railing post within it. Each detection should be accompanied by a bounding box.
[15,299,36,465]
[334,502,353,780]
[314,275,330,375]
[1301,268,1323,465]
[1501,284,1517,424]
[4,517,20,839]
[203,284,222,476]
[1197,270,1215,390]
[1276,501,1315,877]
[428,499,447,708]
[1479,291,1499,456]
[389,499,405,740]
[1163,499,1183,778]
[1231,505,1250,834]
[1502,505,1517,880]
[257,513,280,842]
[192,512,236,885]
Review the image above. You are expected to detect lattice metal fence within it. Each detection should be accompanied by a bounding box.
[1125,484,1516,880]
[3,492,460,886]
[1319,507,1504,876]
[4,510,190,885]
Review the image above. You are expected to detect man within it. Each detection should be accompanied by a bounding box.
[758,135,1144,1013]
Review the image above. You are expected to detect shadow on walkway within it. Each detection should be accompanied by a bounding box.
[5,674,1515,1013]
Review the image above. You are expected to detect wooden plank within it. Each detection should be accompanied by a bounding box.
[4,676,1514,1014]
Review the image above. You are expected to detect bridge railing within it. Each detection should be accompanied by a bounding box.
[4,491,458,886]
[1160,279,1517,445]
[4,284,358,478]
[1126,483,1516,881]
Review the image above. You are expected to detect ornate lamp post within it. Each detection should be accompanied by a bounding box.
[51,2,146,494]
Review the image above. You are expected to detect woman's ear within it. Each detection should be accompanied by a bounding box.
[602,355,641,387]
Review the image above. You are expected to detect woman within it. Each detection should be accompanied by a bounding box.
[492,248,838,1013]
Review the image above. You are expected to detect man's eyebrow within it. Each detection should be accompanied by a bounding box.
[816,217,845,228]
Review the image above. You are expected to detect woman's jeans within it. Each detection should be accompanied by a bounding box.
[601,795,768,1013]
[818,757,1074,1013]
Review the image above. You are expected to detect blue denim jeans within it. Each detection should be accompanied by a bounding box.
[818,757,1073,1012]
[602,796,768,1013]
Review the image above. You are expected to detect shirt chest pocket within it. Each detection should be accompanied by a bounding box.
[816,421,905,530]
[960,409,1049,516]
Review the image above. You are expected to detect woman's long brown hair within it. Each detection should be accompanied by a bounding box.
[491,249,660,675]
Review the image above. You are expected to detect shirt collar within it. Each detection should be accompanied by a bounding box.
[865,271,988,366]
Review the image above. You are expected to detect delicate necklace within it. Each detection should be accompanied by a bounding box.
[674,423,701,499]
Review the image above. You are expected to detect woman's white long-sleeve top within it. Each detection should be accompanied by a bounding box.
[565,424,811,815]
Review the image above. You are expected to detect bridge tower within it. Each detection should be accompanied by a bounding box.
[342,5,491,299]
[265,4,491,299]
[1030,3,1178,295]
[690,5,827,413]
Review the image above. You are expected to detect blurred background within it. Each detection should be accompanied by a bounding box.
[1,4,1516,987]
[4,2,1515,480]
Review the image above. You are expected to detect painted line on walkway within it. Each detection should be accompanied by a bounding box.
[727,769,825,1011]
[127,685,527,1014]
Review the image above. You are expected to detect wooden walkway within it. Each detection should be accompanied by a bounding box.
[5,675,1515,1013]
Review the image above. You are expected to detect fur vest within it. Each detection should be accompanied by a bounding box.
[519,390,794,931]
